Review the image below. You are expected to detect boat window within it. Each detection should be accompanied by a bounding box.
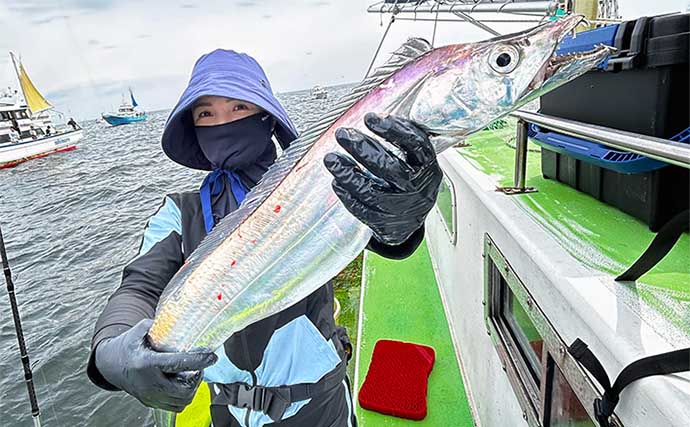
[434,173,456,244]
[544,357,596,427]
[0,111,11,120]
[484,235,614,427]
[486,256,542,419]
[503,284,544,385]
[0,134,10,143]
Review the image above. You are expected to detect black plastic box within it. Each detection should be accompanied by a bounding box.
[541,150,689,231]
[541,13,689,139]
[539,13,689,231]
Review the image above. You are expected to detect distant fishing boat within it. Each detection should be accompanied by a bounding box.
[311,85,328,99]
[102,88,148,126]
[0,52,84,169]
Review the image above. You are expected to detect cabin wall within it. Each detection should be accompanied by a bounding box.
[425,150,690,427]
[425,155,528,427]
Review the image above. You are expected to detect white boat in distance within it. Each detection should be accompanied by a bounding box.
[0,52,84,169]
[311,85,328,99]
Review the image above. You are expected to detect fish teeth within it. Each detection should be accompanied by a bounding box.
[553,44,610,65]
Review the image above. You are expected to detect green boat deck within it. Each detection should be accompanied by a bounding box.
[342,119,688,427]
[354,245,475,426]
[458,121,690,337]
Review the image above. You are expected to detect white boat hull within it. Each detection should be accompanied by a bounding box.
[424,149,690,427]
[0,129,84,168]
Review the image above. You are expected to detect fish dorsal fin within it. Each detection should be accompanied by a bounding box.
[368,38,433,77]
[393,38,433,61]
[173,39,433,272]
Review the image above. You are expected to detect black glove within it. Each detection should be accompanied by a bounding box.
[94,319,218,412]
[324,113,442,245]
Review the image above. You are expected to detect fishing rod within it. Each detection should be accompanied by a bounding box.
[0,225,42,427]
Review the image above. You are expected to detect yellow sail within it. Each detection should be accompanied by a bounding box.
[10,53,52,114]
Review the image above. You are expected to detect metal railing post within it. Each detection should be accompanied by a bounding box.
[514,119,529,190]
[497,118,537,195]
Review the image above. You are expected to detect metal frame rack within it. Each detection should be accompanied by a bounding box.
[368,1,561,18]
[367,1,621,21]
[366,1,622,41]
[364,0,567,75]
[363,0,621,76]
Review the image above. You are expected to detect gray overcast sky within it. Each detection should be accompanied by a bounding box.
[0,0,686,120]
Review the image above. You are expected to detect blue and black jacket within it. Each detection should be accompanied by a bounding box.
[87,49,424,427]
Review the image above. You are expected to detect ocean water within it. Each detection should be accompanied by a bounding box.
[0,84,354,426]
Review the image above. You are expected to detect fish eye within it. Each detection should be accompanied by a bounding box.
[489,45,520,74]
[497,53,511,67]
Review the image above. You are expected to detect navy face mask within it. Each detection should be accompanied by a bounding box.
[195,112,277,175]
[195,112,278,234]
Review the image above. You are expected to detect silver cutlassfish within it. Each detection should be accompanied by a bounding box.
[149,15,612,426]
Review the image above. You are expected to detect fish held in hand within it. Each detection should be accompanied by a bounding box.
[149,14,610,361]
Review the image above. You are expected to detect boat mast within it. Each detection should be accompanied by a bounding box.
[8,52,23,106]
[9,52,20,85]
[8,52,53,116]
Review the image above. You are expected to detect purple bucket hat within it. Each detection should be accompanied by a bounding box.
[162,49,298,170]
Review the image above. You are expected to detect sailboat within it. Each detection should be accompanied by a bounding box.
[102,88,148,126]
[0,52,84,169]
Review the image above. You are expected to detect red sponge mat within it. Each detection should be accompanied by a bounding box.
[358,339,436,420]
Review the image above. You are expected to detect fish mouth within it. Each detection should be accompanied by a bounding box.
[544,44,616,78]
[529,15,616,96]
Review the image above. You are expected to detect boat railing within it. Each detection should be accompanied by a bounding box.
[502,110,690,194]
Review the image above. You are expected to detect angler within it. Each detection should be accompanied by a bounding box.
[86,49,442,427]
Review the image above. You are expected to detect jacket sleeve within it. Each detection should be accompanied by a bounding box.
[366,224,425,260]
[87,196,185,390]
